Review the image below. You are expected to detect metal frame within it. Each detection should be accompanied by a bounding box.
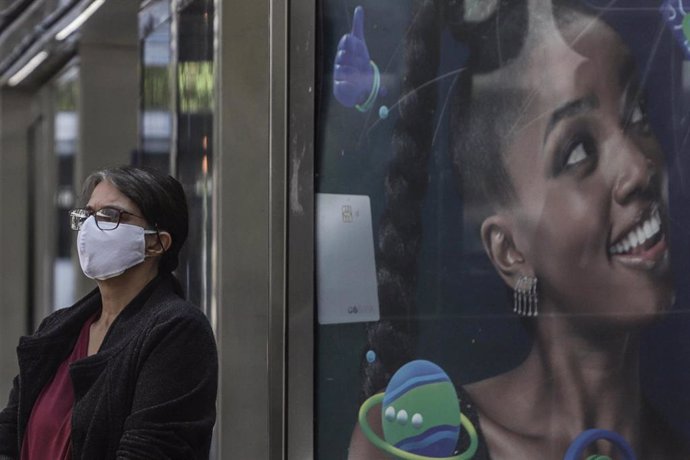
[33,60,80,327]
[215,0,285,456]
[268,0,288,456]
[286,0,316,457]
[214,0,315,456]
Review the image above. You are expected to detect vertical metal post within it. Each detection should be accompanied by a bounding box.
[215,0,286,457]
[286,0,316,457]
[0,88,31,400]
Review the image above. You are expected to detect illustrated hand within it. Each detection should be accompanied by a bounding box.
[661,0,690,57]
[333,6,377,108]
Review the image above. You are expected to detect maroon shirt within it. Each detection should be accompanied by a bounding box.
[20,313,96,460]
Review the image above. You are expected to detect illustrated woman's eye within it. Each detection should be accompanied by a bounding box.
[565,142,588,167]
[630,104,644,124]
[626,98,651,135]
[552,133,597,177]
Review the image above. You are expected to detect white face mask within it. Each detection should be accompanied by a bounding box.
[77,216,156,280]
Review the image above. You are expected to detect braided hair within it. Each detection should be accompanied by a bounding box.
[360,0,601,400]
[361,0,442,398]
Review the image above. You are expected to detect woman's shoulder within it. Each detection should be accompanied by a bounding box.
[461,368,537,432]
[460,370,545,459]
[145,298,213,344]
[28,288,101,338]
[457,369,543,460]
[136,298,214,347]
[101,276,216,357]
[147,293,207,322]
[137,275,213,329]
[456,384,493,460]
[456,384,478,413]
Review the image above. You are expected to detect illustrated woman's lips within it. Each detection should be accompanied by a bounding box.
[609,204,668,269]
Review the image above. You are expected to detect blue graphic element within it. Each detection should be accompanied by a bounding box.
[379,105,389,119]
[564,429,636,460]
[382,360,460,457]
[333,6,382,111]
[395,424,461,454]
[661,0,690,57]
[366,350,376,363]
[383,368,448,405]
[358,360,479,460]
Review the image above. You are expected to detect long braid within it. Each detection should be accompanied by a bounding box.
[360,0,533,401]
[361,0,443,400]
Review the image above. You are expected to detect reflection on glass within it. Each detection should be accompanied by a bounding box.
[138,0,173,173]
[53,66,79,310]
[176,0,214,325]
[178,61,214,112]
[175,2,216,457]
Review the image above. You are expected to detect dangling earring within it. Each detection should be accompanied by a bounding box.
[513,275,538,317]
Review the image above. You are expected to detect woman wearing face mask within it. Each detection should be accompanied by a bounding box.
[349,0,690,458]
[0,166,217,460]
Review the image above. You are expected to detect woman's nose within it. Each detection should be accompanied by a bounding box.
[611,136,656,205]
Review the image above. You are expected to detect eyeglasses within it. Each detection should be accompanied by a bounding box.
[69,207,151,231]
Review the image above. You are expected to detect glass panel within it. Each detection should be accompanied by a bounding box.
[52,65,79,310]
[26,119,40,332]
[175,2,216,457]
[176,0,215,327]
[316,1,690,458]
[138,0,173,173]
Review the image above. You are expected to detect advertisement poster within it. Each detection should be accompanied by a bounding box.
[316,0,690,458]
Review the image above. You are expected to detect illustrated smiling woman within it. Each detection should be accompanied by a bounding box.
[348,0,690,458]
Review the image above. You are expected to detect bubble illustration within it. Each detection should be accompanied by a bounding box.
[366,350,377,363]
[379,105,389,119]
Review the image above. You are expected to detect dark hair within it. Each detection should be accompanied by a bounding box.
[361,0,596,400]
[81,166,189,276]
[361,0,442,400]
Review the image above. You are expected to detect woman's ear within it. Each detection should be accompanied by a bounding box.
[147,231,172,255]
[480,214,530,287]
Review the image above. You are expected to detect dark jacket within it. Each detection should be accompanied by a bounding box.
[0,274,218,460]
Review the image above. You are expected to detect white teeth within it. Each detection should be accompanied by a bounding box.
[630,231,639,247]
[651,216,660,233]
[609,207,662,255]
[643,221,653,238]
